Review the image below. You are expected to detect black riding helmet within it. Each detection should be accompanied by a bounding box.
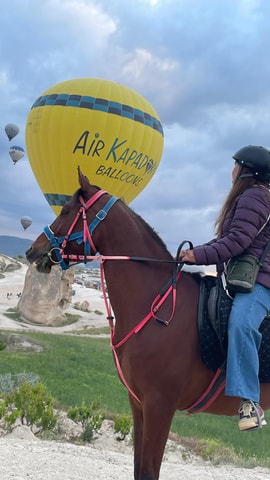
[233,145,270,183]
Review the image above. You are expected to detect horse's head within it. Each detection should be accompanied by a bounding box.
[26,167,117,273]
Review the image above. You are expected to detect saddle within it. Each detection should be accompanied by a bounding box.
[197,275,270,383]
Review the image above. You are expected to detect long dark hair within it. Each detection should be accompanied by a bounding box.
[215,167,269,237]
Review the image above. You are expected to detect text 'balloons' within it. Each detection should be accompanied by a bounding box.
[25,78,164,215]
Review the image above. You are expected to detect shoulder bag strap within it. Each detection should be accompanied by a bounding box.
[258,213,270,266]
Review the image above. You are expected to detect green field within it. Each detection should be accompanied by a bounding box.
[0,330,269,467]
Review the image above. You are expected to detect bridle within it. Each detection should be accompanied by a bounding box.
[41,189,192,404]
[42,194,191,330]
[43,189,118,270]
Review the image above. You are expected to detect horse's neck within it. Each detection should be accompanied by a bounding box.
[100,221,172,278]
[99,209,173,333]
[98,202,171,262]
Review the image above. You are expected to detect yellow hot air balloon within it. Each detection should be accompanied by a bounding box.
[25,78,164,215]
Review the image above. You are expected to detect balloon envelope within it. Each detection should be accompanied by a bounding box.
[21,216,32,230]
[9,145,25,164]
[5,123,19,141]
[25,78,164,215]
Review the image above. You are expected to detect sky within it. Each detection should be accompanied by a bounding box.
[1,0,270,256]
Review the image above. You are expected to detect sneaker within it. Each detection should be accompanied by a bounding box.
[238,399,267,431]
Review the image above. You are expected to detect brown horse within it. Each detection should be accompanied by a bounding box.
[26,168,270,480]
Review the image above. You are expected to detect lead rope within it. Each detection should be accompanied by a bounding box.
[99,258,141,403]
[99,257,183,404]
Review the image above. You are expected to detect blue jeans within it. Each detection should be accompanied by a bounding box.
[225,283,270,402]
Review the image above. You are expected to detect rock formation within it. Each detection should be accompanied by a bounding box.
[17,264,75,326]
[74,300,90,312]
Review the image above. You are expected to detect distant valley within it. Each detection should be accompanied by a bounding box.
[0,235,100,269]
[0,236,33,258]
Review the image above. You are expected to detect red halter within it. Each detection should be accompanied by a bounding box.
[44,190,118,269]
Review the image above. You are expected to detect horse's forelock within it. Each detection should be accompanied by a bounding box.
[68,184,102,207]
[68,189,82,206]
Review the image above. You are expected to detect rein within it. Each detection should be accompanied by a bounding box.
[44,192,191,404]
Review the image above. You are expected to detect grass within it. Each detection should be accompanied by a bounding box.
[0,330,270,466]
[3,308,81,327]
[0,331,129,413]
[68,326,110,335]
[172,411,270,467]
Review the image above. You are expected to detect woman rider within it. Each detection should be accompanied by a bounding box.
[180,145,270,431]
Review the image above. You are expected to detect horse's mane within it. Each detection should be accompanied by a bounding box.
[128,206,173,258]
[70,187,173,259]
[116,195,173,258]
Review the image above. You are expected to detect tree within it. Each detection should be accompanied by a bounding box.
[67,400,105,442]
[2,382,57,434]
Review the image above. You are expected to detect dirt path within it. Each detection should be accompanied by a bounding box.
[0,433,269,480]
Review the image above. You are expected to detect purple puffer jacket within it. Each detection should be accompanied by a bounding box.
[193,185,270,289]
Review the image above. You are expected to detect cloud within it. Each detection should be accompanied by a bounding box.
[1,0,270,258]
[47,0,117,49]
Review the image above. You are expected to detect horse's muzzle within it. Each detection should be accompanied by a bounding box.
[25,246,34,263]
[25,246,52,273]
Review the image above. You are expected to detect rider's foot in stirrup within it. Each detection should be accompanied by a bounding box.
[238,399,267,431]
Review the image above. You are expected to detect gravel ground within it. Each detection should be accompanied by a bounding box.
[0,438,269,480]
[0,427,269,480]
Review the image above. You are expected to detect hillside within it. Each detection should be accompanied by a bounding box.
[0,253,25,273]
[0,236,33,257]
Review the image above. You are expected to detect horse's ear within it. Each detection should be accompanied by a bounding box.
[77,166,90,191]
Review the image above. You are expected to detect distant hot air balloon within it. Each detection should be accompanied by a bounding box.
[9,145,25,164]
[5,123,19,141]
[20,216,32,230]
[25,78,164,215]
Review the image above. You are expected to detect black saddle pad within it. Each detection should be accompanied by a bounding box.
[197,275,270,383]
